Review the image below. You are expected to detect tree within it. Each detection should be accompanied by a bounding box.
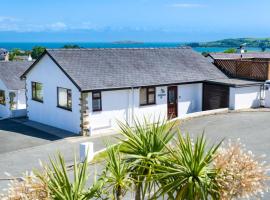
[201,52,210,57]
[36,153,102,200]
[152,133,222,200]
[118,118,177,200]
[63,44,81,49]
[9,48,24,61]
[103,145,132,200]
[223,48,237,53]
[259,42,267,52]
[31,46,46,59]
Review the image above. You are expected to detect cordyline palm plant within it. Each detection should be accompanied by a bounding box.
[152,133,222,200]
[117,117,178,200]
[36,153,103,200]
[102,145,133,200]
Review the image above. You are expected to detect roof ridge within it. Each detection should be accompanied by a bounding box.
[46,46,192,51]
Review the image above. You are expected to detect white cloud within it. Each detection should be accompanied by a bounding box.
[0,16,20,22]
[170,3,205,8]
[49,22,67,31]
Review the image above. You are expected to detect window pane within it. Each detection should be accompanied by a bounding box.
[92,99,101,111]
[67,89,72,109]
[36,83,43,101]
[140,88,147,105]
[148,93,155,104]
[58,88,68,108]
[93,92,100,98]
[0,90,5,105]
[32,82,43,101]
[148,87,155,92]
[32,82,36,99]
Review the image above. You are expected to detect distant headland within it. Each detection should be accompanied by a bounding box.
[186,38,270,48]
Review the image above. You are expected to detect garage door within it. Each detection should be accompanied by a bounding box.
[203,83,229,111]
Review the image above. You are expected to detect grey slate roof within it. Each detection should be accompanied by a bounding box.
[0,61,33,90]
[41,47,228,91]
[209,52,270,60]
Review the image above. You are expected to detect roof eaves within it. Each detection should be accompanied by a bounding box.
[20,50,47,79]
[21,49,82,92]
[46,50,82,92]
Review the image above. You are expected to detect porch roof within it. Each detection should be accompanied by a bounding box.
[205,78,264,87]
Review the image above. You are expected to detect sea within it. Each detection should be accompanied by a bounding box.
[0,42,267,53]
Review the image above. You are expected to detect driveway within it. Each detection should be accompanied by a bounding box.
[0,111,270,199]
[180,111,270,157]
[0,119,60,154]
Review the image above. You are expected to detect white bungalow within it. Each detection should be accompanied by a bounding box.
[0,61,33,118]
[21,47,263,135]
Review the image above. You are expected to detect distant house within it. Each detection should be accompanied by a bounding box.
[21,48,263,135]
[13,54,33,62]
[208,52,270,80]
[0,48,8,61]
[0,61,33,118]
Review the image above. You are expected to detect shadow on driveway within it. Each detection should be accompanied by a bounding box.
[0,119,61,154]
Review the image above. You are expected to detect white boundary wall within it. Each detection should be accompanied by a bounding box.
[229,86,261,110]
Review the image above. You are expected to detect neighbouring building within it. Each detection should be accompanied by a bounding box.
[0,61,33,118]
[208,52,270,81]
[21,48,264,135]
[0,48,9,61]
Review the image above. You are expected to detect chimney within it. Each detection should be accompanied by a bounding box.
[237,44,246,54]
[4,52,9,61]
[28,54,33,61]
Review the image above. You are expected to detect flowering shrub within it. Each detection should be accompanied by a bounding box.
[213,139,270,200]
[0,171,50,200]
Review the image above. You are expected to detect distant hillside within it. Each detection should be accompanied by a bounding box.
[187,38,270,48]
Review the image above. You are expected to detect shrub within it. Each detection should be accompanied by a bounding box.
[213,139,270,199]
[0,171,49,200]
[152,133,221,200]
[118,117,177,199]
[36,153,102,200]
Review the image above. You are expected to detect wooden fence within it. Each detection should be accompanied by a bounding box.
[214,59,270,81]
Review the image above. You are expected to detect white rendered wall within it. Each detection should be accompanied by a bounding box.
[88,84,202,133]
[88,89,130,130]
[88,86,168,132]
[134,86,168,123]
[229,86,261,110]
[265,87,270,108]
[26,54,81,134]
[0,80,10,118]
[178,83,202,117]
[17,89,26,109]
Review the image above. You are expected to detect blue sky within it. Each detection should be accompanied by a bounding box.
[0,0,270,42]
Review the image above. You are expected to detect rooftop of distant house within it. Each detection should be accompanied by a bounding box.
[209,52,270,60]
[0,61,33,90]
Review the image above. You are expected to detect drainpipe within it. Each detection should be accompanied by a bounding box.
[131,87,135,126]
[126,89,130,124]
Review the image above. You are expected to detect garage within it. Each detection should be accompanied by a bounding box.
[203,83,229,111]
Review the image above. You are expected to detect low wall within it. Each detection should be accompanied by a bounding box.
[11,109,27,118]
